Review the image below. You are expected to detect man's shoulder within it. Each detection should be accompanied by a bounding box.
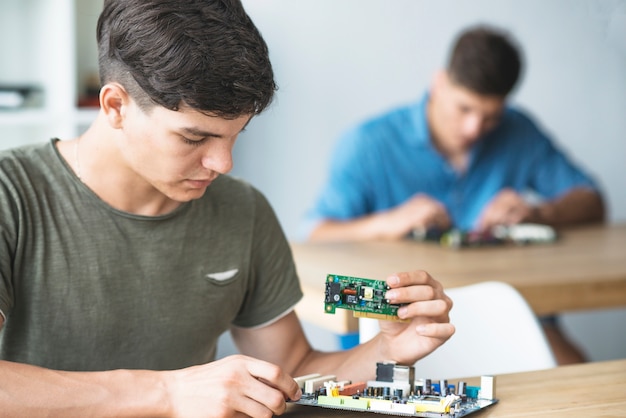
[345,98,426,145]
[0,141,55,179]
[361,99,421,129]
[501,105,542,129]
[0,141,51,161]
[492,105,550,143]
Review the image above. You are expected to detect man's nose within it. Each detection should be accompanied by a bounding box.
[461,114,485,139]
[201,142,234,174]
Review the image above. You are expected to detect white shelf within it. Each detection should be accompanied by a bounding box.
[0,0,102,146]
[0,109,53,126]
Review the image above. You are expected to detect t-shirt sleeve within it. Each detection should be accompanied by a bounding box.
[0,160,19,319]
[0,171,17,321]
[0,225,13,321]
[232,189,303,328]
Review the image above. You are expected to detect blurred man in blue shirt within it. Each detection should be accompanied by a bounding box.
[304,25,604,242]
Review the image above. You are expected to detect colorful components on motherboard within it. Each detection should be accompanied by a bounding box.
[293,362,498,417]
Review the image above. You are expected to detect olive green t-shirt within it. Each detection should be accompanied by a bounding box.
[0,139,303,371]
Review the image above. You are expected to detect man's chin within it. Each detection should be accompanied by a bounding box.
[167,185,210,203]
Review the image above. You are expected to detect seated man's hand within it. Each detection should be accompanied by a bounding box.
[384,194,452,239]
[164,354,301,418]
[376,270,455,365]
[476,188,531,231]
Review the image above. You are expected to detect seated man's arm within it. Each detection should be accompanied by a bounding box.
[0,312,169,417]
[0,315,300,417]
[309,194,451,242]
[476,187,605,231]
[233,270,455,384]
[529,187,605,226]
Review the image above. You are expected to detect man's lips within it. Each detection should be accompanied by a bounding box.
[186,178,214,188]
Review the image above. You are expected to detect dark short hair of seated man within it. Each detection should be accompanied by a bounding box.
[96,0,277,117]
[447,25,522,97]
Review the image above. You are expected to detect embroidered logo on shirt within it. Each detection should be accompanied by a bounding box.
[205,269,239,281]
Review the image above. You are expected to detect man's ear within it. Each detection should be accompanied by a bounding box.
[431,69,449,97]
[99,83,130,129]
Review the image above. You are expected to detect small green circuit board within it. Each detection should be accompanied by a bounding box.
[324,274,403,321]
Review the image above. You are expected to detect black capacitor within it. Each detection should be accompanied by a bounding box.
[325,282,341,303]
[375,363,395,382]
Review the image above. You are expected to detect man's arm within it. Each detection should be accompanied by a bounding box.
[528,187,605,226]
[232,270,455,383]
[0,316,168,417]
[0,316,300,418]
[309,194,451,242]
[0,269,452,417]
[476,187,605,231]
[0,359,169,417]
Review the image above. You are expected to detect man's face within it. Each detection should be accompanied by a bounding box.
[429,71,505,156]
[118,99,251,202]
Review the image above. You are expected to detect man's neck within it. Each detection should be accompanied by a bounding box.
[58,115,183,217]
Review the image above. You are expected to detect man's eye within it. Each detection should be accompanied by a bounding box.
[182,136,206,146]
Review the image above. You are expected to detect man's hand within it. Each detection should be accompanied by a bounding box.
[383,194,452,239]
[375,271,455,365]
[165,355,301,418]
[476,188,531,231]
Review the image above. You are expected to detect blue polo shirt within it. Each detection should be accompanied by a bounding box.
[303,93,600,235]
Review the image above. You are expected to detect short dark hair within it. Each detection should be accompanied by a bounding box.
[447,25,522,97]
[96,0,276,117]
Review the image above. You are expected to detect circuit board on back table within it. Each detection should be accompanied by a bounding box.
[411,224,557,249]
[293,362,498,417]
[324,274,405,321]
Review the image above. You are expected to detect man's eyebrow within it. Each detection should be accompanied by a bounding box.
[180,118,251,138]
[180,127,222,138]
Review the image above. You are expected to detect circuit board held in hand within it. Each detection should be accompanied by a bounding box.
[325,274,405,321]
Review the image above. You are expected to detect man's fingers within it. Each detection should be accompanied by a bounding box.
[386,270,437,288]
[397,299,451,320]
[247,359,301,404]
[415,322,456,339]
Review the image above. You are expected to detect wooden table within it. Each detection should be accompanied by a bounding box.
[281,358,626,417]
[291,223,626,334]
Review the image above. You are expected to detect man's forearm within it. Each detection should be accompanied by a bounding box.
[0,360,170,418]
[530,188,605,226]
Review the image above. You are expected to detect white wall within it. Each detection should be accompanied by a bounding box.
[235,0,626,362]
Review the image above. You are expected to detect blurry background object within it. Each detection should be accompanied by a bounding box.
[0,84,42,110]
[359,281,558,377]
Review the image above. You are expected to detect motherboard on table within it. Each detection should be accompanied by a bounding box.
[411,223,557,249]
[324,274,406,321]
[293,362,498,417]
